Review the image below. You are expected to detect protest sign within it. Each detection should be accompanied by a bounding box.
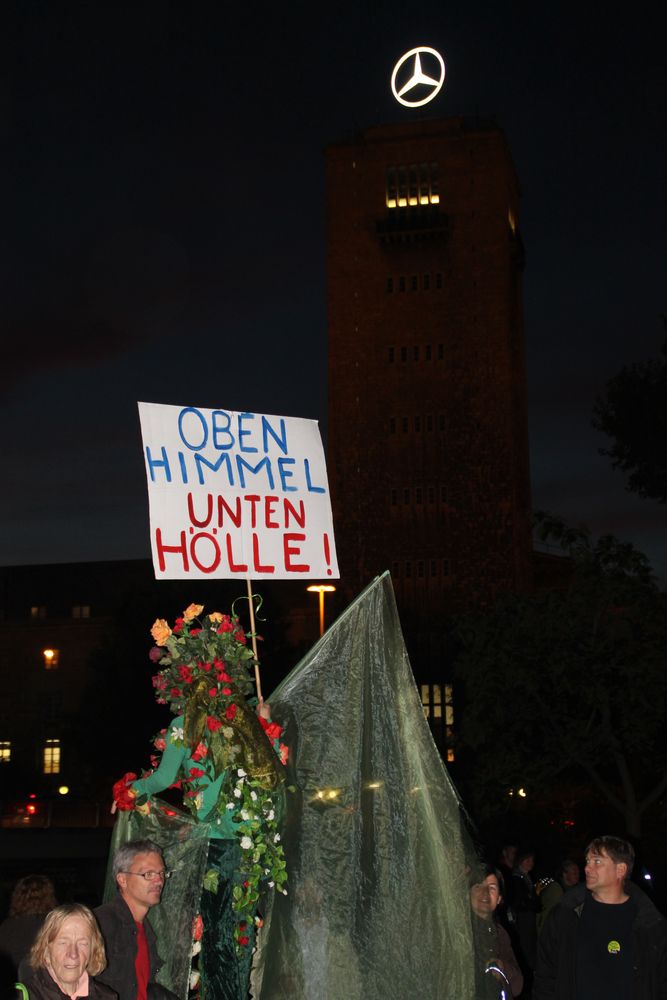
[138,402,339,580]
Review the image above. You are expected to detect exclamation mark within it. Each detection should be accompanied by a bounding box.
[323,533,332,575]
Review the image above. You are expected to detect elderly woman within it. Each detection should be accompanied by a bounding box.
[19,904,116,1000]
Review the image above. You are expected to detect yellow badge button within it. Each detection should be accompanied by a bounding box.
[608,940,621,954]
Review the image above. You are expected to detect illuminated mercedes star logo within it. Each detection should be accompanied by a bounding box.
[391,46,446,108]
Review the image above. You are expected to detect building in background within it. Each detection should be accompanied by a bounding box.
[326,117,533,751]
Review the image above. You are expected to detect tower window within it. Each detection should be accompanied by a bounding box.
[0,741,11,763]
[411,275,418,291]
[414,416,421,432]
[425,344,432,361]
[387,276,394,293]
[400,346,407,362]
[437,343,444,360]
[403,488,410,504]
[72,605,90,619]
[435,273,443,289]
[388,346,395,363]
[423,273,430,291]
[413,346,419,361]
[399,276,406,292]
[389,417,396,433]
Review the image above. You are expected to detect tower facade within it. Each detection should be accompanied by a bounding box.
[326,117,532,670]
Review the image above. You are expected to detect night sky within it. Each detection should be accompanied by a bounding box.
[3,3,666,581]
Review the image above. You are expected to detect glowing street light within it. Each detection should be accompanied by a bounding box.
[307,584,336,637]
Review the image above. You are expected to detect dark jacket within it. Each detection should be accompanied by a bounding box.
[19,966,117,1000]
[534,882,667,1000]
[94,896,162,1000]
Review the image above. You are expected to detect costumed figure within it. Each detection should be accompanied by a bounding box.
[111,603,288,1000]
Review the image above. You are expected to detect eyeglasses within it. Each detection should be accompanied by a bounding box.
[119,869,173,882]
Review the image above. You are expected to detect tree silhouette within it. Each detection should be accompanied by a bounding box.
[454,514,667,839]
[593,318,667,502]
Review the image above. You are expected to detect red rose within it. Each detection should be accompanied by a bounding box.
[209,687,218,697]
[188,767,205,779]
[178,665,194,684]
[190,628,201,636]
[173,617,184,634]
[192,915,204,942]
[217,619,234,633]
[191,743,208,762]
[170,687,182,699]
[200,661,212,673]
[225,704,237,721]
[112,772,138,811]
[207,716,222,733]
[238,936,249,947]
[233,630,247,645]
[222,687,232,696]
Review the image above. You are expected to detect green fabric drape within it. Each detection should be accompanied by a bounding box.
[251,571,481,1000]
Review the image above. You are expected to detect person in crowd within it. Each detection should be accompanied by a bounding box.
[17,903,115,1000]
[534,835,667,1000]
[510,848,539,996]
[94,841,165,1000]
[0,876,58,978]
[536,860,580,934]
[470,866,524,999]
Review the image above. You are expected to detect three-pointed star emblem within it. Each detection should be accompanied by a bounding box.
[391,47,446,108]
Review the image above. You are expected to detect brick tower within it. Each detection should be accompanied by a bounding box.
[326,117,532,683]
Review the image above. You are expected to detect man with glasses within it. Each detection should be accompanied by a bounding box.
[95,839,168,1000]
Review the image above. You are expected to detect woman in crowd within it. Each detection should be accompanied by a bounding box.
[0,876,58,977]
[18,904,115,1000]
[470,867,524,999]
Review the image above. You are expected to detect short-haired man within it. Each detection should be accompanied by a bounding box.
[95,839,166,1000]
[534,835,667,999]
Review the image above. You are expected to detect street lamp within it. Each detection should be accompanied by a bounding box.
[307,585,336,637]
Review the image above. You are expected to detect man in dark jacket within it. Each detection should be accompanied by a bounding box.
[534,835,667,1000]
[94,840,166,1000]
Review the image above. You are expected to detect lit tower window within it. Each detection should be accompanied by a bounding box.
[43,739,61,774]
[0,741,11,763]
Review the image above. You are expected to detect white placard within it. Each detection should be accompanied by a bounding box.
[138,402,339,581]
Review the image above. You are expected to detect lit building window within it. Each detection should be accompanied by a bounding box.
[43,649,59,670]
[0,741,11,763]
[43,740,61,774]
[421,683,455,761]
[31,606,46,620]
[72,605,91,619]
[508,207,517,234]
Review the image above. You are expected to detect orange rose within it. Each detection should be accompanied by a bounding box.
[183,603,204,622]
[208,611,223,623]
[150,619,172,646]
